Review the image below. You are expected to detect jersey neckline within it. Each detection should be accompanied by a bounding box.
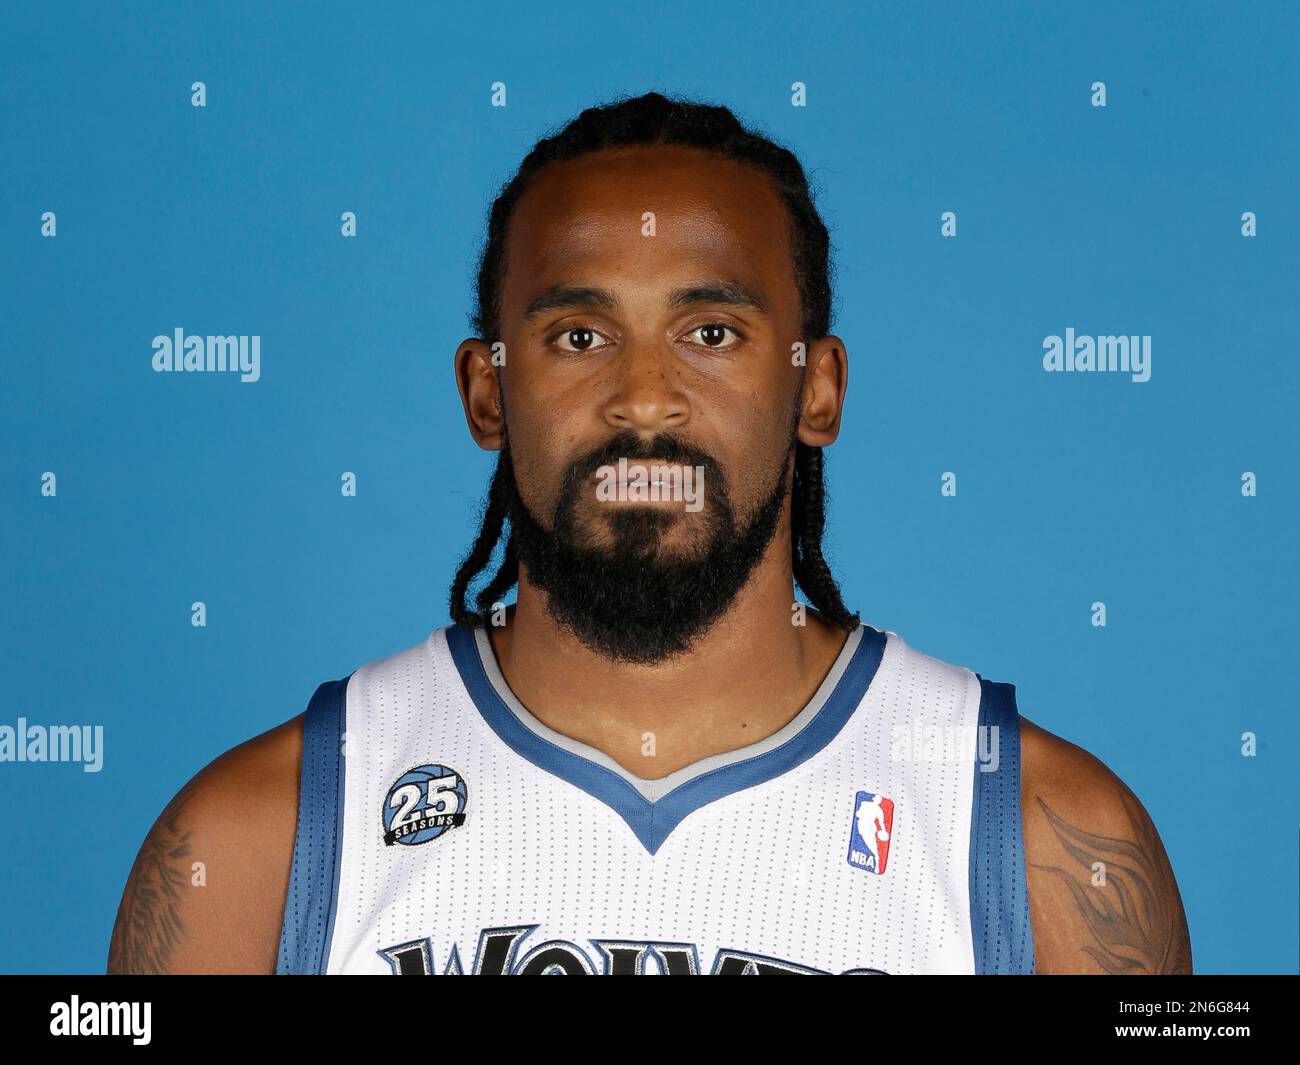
[443,618,889,855]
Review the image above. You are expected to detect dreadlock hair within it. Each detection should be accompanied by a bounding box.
[449,90,860,633]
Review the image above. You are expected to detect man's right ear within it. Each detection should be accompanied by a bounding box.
[454,339,505,450]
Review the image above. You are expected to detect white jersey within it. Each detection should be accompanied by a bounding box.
[276,620,1035,975]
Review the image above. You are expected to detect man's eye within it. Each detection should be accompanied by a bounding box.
[685,323,743,349]
[548,326,612,353]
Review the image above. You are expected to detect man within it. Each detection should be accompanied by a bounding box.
[108,92,1191,975]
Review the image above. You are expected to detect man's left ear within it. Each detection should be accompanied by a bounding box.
[797,335,847,447]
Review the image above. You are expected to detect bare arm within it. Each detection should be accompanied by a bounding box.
[1020,716,1192,975]
[107,715,303,974]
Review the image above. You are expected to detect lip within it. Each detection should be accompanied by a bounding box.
[591,460,692,503]
[590,460,685,482]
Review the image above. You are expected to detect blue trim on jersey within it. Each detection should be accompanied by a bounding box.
[276,675,350,975]
[446,622,888,856]
[968,677,1036,974]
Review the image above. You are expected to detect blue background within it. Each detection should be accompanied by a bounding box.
[2,1,1295,974]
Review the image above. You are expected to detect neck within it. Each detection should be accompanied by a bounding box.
[483,535,850,780]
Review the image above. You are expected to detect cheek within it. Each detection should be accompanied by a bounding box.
[506,412,585,510]
[717,405,797,499]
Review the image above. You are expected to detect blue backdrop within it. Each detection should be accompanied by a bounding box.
[2,0,1296,974]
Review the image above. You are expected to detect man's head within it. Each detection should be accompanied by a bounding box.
[451,92,857,663]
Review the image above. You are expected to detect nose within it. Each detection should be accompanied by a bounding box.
[601,344,690,434]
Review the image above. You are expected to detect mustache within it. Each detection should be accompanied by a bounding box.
[557,430,725,498]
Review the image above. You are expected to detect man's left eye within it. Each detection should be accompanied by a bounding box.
[685,323,743,348]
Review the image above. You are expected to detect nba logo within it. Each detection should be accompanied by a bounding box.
[847,790,894,874]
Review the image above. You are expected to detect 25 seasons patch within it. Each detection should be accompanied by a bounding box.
[382,764,468,846]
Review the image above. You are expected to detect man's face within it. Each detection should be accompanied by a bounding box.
[490,144,810,661]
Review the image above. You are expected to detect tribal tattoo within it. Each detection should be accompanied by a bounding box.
[1030,792,1192,974]
[107,779,197,974]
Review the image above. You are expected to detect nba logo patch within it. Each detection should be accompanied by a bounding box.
[847,790,894,874]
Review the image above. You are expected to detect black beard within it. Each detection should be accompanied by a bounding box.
[505,427,796,665]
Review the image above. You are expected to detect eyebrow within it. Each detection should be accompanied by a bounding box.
[521,279,768,322]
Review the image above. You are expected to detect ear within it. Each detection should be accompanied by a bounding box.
[455,339,505,450]
[797,336,847,448]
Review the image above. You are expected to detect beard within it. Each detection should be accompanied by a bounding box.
[504,415,799,665]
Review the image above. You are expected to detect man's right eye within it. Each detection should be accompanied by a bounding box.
[547,325,613,353]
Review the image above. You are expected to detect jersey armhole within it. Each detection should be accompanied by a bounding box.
[968,676,1036,974]
[275,674,351,975]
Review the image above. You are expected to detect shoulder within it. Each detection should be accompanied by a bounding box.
[1017,714,1192,974]
[107,712,304,974]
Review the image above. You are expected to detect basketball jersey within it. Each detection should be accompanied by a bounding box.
[276,620,1035,975]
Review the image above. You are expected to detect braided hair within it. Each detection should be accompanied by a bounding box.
[449,91,859,632]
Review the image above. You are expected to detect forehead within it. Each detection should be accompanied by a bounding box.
[501,145,797,315]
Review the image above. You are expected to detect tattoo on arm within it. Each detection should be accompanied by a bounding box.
[1030,792,1192,974]
[107,781,196,974]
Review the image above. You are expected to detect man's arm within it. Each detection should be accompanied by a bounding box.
[1019,716,1192,974]
[107,715,303,974]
